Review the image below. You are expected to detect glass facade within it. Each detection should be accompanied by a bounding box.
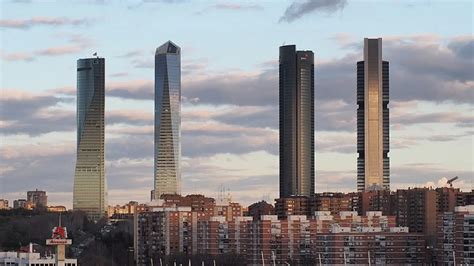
[357,38,390,192]
[73,57,107,220]
[279,45,315,197]
[154,41,181,199]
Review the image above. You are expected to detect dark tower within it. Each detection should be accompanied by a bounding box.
[279,45,315,198]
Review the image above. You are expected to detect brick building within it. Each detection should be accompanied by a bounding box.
[436,205,474,265]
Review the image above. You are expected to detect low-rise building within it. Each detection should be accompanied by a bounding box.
[0,246,77,266]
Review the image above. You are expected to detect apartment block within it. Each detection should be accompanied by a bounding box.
[436,205,474,265]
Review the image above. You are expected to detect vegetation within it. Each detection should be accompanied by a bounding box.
[0,209,134,266]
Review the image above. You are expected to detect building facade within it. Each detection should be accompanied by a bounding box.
[27,189,47,208]
[0,199,8,210]
[135,207,426,265]
[154,41,181,199]
[279,45,315,197]
[73,57,107,220]
[436,205,474,265]
[357,38,390,192]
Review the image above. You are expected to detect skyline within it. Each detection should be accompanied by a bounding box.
[0,0,473,208]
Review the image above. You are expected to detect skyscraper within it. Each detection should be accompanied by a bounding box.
[279,45,315,198]
[153,41,181,199]
[73,57,107,220]
[357,38,390,192]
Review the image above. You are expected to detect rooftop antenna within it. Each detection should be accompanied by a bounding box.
[93,52,98,58]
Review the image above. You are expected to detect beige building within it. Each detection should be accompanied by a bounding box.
[357,38,390,191]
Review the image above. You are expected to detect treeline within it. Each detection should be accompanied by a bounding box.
[0,209,134,266]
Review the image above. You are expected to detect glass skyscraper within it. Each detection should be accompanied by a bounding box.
[357,38,390,191]
[153,41,181,199]
[73,57,107,220]
[279,45,315,198]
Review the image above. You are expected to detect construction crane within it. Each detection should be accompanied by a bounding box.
[447,176,459,188]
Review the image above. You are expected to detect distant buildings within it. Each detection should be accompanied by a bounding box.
[13,199,28,209]
[0,199,8,210]
[47,206,67,213]
[27,189,47,208]
[73,57,107,220]
[357,38,390,192]
[0,250,77,266]
[153,41,181,200]
[279,45,315,198]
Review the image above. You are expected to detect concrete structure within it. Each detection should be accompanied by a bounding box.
[279,45,315,197]
[73,57,107,220]
[27,189,47,208]
[153,41,181,199]
[357,38,390,191]
[436,205,474,265]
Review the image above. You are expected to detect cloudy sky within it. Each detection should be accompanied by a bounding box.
[0,0,472,208]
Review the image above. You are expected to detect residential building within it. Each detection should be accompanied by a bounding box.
[0,199,8,210]
[357,38,390,191]
[247,200,274,220]
[279,45,315,197]
[275,196,310,218]
[393,188,437,244]
[309,192,359,215]
[73,57,107,220]
[13,199,28,209]
[359,190,393,216]
[107,201,139,217]
[436,205,474,265]
[27,189,47,208]
[135,205,426,265]
[153,41,181,199]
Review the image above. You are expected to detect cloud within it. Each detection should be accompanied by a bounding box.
[117,50,144,58]
[1,52,35,62]
[109,72,129,78]
[0,16,90,29]
[213,3,263,11]
[2,34,93,61]
[392,110,474,127]
[194,3,263,15]
[35,45,84,56]
[279,0,347,23]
